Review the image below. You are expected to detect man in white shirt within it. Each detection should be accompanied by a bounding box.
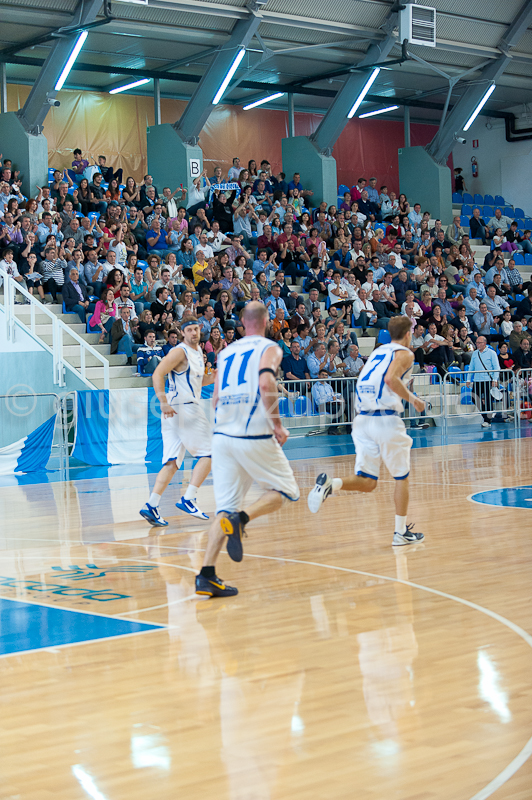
[353,289,376,334]
[341,272,359,302]
[206,220,231,253]
[113,284,138,319]
[194,232,214,260]
[344,344,364,377]
[227,157,241,182]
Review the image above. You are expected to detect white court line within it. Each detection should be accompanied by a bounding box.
[2,537,532,800]
[117,593,197,616]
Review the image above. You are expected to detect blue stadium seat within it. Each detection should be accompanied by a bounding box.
[338,184,350,195]
[87,212,99,222]
[494,195,505,206]
[525,255,532,265]
[473,194,484,205]
[515,293,525,302]
[452,193,463,203]
[525,218,532,227]
[484,194,494,205]
[482,205,494,217]
[504,206,514,217]
[461,204,472,216]
[515,218,524,228]
[337,196,344,208]
[463,193,474,204]
[48,167,55,180]
[461,385,475,405]
[137,260,148,268]
[377,329,391,344]
[66,169,77,183]
[513,254,525,265]
[515,207,525,218]
[460,215,470,226]
[101,182,109,190]
[278,398,292,417]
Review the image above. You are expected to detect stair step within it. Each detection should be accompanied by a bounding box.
[91,376,153,389]
[34,323,85,335]
[85,365,136,378]
[64,354,127,368]
[62,343,110,355]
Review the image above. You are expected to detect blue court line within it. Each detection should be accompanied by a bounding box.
[470,485,532,509]
[0,596,163,656]
[1,424,531,488]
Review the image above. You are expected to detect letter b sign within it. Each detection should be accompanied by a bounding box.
[190,159,201,178]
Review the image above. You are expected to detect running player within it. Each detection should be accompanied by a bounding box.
[140,318,215,527]
[195,301,300,597]
[308,315,426,546]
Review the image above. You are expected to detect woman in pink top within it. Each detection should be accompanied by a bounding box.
[88,287,117,342]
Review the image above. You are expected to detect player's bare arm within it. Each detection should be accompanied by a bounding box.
[385,351,425,413]
[152,348,187,417]
[258,345,289,446]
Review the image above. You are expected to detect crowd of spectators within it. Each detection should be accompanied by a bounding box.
[0,152,531,398]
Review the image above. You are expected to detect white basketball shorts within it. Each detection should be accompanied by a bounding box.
[211,433,300,514]
[161,402,212,466]
[352,414,412,481]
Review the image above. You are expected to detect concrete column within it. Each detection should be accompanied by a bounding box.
[154,78,161,126]
[0,113,48,197]
[287,92,295,138]
[147,123,203,195]
[282,136,337,207]
[398,146,452,223]
[0,63,7,114]
[404,105,411,148]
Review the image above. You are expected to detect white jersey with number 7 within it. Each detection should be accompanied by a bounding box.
[355,342,413,415]
[214,335,279,438]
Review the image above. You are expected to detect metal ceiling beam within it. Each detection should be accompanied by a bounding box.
[309,12,399,155]
[155,47,219,73]
[174,2,263,144]
[17,0,103,134]
[426,0,532,163]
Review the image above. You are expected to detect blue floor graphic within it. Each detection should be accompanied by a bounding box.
[0,597,163,656]
[470,485,532,509]
[1,424,531,488]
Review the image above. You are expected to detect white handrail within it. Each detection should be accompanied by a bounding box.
[1,273,110,390]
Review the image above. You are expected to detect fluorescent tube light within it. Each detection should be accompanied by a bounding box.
[463,84,496,131]
[54,31,88,91]
[213,48,245,105]
[243,92,284,110]
[109,78,150,95]
[359,104,399,118]
[347,67,380,119]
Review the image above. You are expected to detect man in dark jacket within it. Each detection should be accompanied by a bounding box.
[62,268,92,322]
[516,289,532,320]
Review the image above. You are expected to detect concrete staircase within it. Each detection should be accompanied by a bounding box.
[13,303,152,390]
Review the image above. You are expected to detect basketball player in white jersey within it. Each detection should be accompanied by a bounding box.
[140,318,215,528]
[195,301,300,597]
[308,315,426,545]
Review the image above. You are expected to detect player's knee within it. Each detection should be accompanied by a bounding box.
[361,478,378,493]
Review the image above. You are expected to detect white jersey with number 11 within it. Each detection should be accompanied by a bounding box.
[214,335,278,438]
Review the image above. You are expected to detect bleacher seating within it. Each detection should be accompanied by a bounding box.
[473,194,484,205]
[484,194,494,205]
[461,204,472,216]
[462,193,474,204]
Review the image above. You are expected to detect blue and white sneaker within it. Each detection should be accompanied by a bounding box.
[175,497,209,520]
[139,503,168,528]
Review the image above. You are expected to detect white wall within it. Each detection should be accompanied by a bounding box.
[451,110,532,216]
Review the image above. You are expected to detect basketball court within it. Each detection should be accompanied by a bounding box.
[1,431,531,799]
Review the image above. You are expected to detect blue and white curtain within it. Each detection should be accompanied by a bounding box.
[0,415,57,475]
[73,387,214,467]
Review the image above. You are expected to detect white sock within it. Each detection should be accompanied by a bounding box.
[395,515,407,535]
[184,485,199,501]
[331,478,343,492]
[148,492,161,508]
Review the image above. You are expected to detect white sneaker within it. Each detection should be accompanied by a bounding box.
[175,497,209,520]
[392,524,425,546]
[307,473,333,514]
[481,421,491,428]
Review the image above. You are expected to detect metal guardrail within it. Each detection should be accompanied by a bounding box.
[443,367,518,430]
[515,367,532,422]
[1,274,110,389]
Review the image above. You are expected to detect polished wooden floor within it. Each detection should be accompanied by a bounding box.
[0,439,531,800]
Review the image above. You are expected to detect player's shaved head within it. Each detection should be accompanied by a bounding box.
[242,301,268,333]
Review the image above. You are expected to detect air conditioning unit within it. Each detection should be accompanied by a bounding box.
[399,4,436,48]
